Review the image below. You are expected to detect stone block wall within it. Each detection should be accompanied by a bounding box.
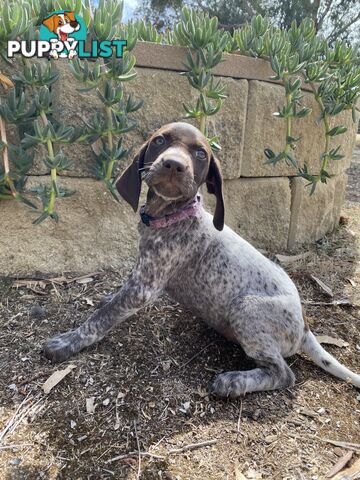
[0,44,357,275]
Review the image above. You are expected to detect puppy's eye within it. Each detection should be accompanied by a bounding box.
[195,148,207,160]
[153,135,165,146]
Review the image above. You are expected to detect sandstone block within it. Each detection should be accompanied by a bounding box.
[207,78,248,179]
[287,173,347,249]
[203,176,291,251]
[0,177,139,275]
[241,80,356,177]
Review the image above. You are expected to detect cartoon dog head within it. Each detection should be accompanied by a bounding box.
[42,11,80,42]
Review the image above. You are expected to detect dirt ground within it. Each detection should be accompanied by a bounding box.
[1,142,360,480]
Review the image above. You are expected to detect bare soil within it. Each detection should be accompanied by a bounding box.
[0,142,359,480]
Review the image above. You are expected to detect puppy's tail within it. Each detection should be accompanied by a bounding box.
[301,330,360,388]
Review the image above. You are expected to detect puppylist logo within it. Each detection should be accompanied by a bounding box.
[7,10,126,60]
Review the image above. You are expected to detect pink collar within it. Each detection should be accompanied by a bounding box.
[140,196,202,229]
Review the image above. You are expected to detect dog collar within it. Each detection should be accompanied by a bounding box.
[140,196,201,229]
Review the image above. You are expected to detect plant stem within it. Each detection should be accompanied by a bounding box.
[199,114,206,135]
[285,92,292,154]
[308,79,331,175]
[105,106,114,181]
[48,166,57,213]
[0,116,10,175]
[0,115,18,198]
[283,74,292,154]
[40,110,57,214]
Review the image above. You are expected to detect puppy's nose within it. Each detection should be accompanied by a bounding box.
[163,159,185,173]
[70,21,78,28]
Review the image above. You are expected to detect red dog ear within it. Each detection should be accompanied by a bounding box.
[42,15,57,33]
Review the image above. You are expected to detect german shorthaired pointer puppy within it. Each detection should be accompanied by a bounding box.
[44,122,360,396]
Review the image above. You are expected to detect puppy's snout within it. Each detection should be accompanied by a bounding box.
[162,159,186,174]
[70,21,79,28]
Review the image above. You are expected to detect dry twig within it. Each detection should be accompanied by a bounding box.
[134,420,141,480]
[168,439,218,454]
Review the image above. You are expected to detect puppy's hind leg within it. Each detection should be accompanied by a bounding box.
[212,345,295,398]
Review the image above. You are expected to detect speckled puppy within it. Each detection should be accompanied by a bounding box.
[44,122,360,396]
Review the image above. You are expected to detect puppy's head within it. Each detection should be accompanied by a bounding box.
[115,122,224,230]
[42,11,80,39]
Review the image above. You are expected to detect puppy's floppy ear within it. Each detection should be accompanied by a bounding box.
[64,11,76,21]
[115,142,148,212]
[206,155,225,231]
[42,15,57,33]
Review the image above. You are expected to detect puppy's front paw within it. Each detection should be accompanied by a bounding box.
[43,330,80,363]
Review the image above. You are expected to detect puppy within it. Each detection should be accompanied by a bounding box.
[44,122,360,397]
[42,11,80,59]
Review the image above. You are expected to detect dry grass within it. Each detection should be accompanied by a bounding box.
[1,149,360,479]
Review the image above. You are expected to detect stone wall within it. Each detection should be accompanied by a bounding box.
[0,44,357,275]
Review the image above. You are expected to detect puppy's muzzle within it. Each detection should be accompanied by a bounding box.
[162,158,186,175]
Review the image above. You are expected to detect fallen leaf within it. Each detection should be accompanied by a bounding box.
[235,466,247,480]
[90,138,103,156]
[275,252,311,265]
[316,335,349,348]
[265,435,278,444]
[244,468,262,479]
[0,72,15,89]
[12,272,102,288]
[311,275,334,297]
[298,407,317,418]
[76,277,94,284]
[42,365,76,394]
[346,278,356,287]
[86,397,96,414]
[331,456,360,480]
[302,299,353,307]
[326,451,353,478]
[12,280,47,289]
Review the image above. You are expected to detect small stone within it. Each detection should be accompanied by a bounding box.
[9,458,21,466]
[70,420,76,429]
[252,408,261,420]
[102,398,110,406]
[30,305,46,318]
[317,407,326,415]
[162,360,171,372]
